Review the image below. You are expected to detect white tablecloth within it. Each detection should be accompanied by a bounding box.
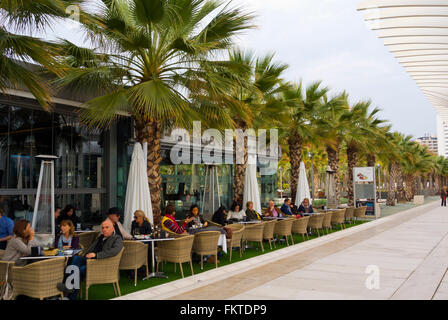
[218,234,227,253]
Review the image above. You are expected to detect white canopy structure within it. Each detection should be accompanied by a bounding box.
[243,155,262,214]
[357,1,448,155]
[123,143,153,232]
[295,161,311,206]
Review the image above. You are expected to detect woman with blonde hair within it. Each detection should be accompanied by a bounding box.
[131,210,152,235]
[54,220,79,249]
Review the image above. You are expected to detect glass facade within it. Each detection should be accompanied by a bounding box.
[0,103,105,223]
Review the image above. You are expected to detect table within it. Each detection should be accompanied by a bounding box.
[135,237,175,280]
[217,234,227,253]
[237,220,262,224]
[20,249,82,260]
[75,230,95,233]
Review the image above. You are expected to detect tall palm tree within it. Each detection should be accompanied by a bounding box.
[0,0,87,109]
[57,0,255,221]
[344,101,388,205]
[313,92,349,203]
[283,81,328,202]
[226,50,289,203]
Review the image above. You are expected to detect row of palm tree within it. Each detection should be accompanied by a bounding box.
[2,0,447,223]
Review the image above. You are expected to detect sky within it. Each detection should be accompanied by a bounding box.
[45,0,437,138]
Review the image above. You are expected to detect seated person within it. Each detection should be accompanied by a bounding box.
[54,207,61,236]
[186,204,208,229]
[264,200,281,217]
[54,220,80,250]
[106,207,133,240]
[245,201,262,221]
[2,219,38,266]
[212,206,228,226]
[226,202,246,222]
[161,205,194,234]
[131,210,152,236]
[57,205,79,226]
[281,198,294,216]
[297,198,314,216]
[0,208,14,250]
[61,219,123,299]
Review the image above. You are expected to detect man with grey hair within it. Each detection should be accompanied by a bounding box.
[58,219,123,299]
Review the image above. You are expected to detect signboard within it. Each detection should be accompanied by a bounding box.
[354,167,375,183]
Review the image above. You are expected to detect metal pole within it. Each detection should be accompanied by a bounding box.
[310,153,314,202]
[32,161,45,229]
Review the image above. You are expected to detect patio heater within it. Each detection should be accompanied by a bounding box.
[32,155,58,248]
[201,165,221,221]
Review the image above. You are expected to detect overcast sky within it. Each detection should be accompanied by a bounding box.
[46,0,437,138]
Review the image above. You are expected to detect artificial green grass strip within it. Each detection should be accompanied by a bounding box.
[83,220,366,300]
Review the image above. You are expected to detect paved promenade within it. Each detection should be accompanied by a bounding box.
[117,200,448,300]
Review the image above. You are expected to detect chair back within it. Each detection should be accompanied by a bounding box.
[331,209,346,224]
[228,227,244,247]
[0,249,4,260]
[308,214,324,229]
[322,212,333,228]
[292,216,310,234]
[354,207,367,218]
[12,257,65,299]
[206,220,223,228]
[242,223,265,242]
[273,219,293,237]
[157,235,194,264]
[78,231,98,251]
[192,231,221,256]
[345,207,355,220]
[119,241,148,270]
[262,220,277,240]
[86,247,124,286]
[0,260,14,284]
[226,223,244,231]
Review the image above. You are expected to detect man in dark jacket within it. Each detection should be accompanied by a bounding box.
[59,219,123,299]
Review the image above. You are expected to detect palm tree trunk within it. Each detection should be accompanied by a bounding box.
[135,117,163,224]
[404,174,415,201]
[326,145,340,203]
[288,133,302,203]
[346,143,358,206]
[367,154,376,167]
[313,167,319,199]
[396,165,406,202]
[233,124,248,204]
[387,162,398,206]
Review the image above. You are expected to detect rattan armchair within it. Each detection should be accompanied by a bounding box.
[0,260,14,289]
[84,247,124,300]
[322,212,333,234]
[12,257,66,300]
[262,220,277,249]
[78,231,99,255]
[273,219,294,246]
[242,223,265,252]
[226,223,244,231]
[344,207,355,224]
[156,235,194,278]
[206,220,223,228]
[192,231,221,270]
[226,227,244,262]
[291,216,310,241]
[308,214,325,237]
[0,249,4,259]
[354,207,367,220]
[331,209,346,230]
[119,241,149,286]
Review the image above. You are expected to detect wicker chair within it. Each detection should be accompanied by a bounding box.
[12,257,66,300]
[192,231,221,270]
[354,207,367,220]
[262,220,277,249]
[0,260,14,289]
[322,212,333,234]
[206,220,223,228]
[0,249,4,259]
[273,219,294,246]
[344,207,355,224]
[308,214,325,237]
[84,247,124,300]
[226,227,244,262]
[78,231,99,255]
[119,241,149,286]
[156,235,194,278]
[226,223,244,231]
[331,209,346,230]
[242,223,265,252]
[291,216,310,241]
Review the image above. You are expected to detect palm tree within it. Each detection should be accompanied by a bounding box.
[0,0,87,109]
[283,81,328,203]
[57,0,255,221]
[344,101,388,205]
[312,92,349,203]
[226,50,289,203]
